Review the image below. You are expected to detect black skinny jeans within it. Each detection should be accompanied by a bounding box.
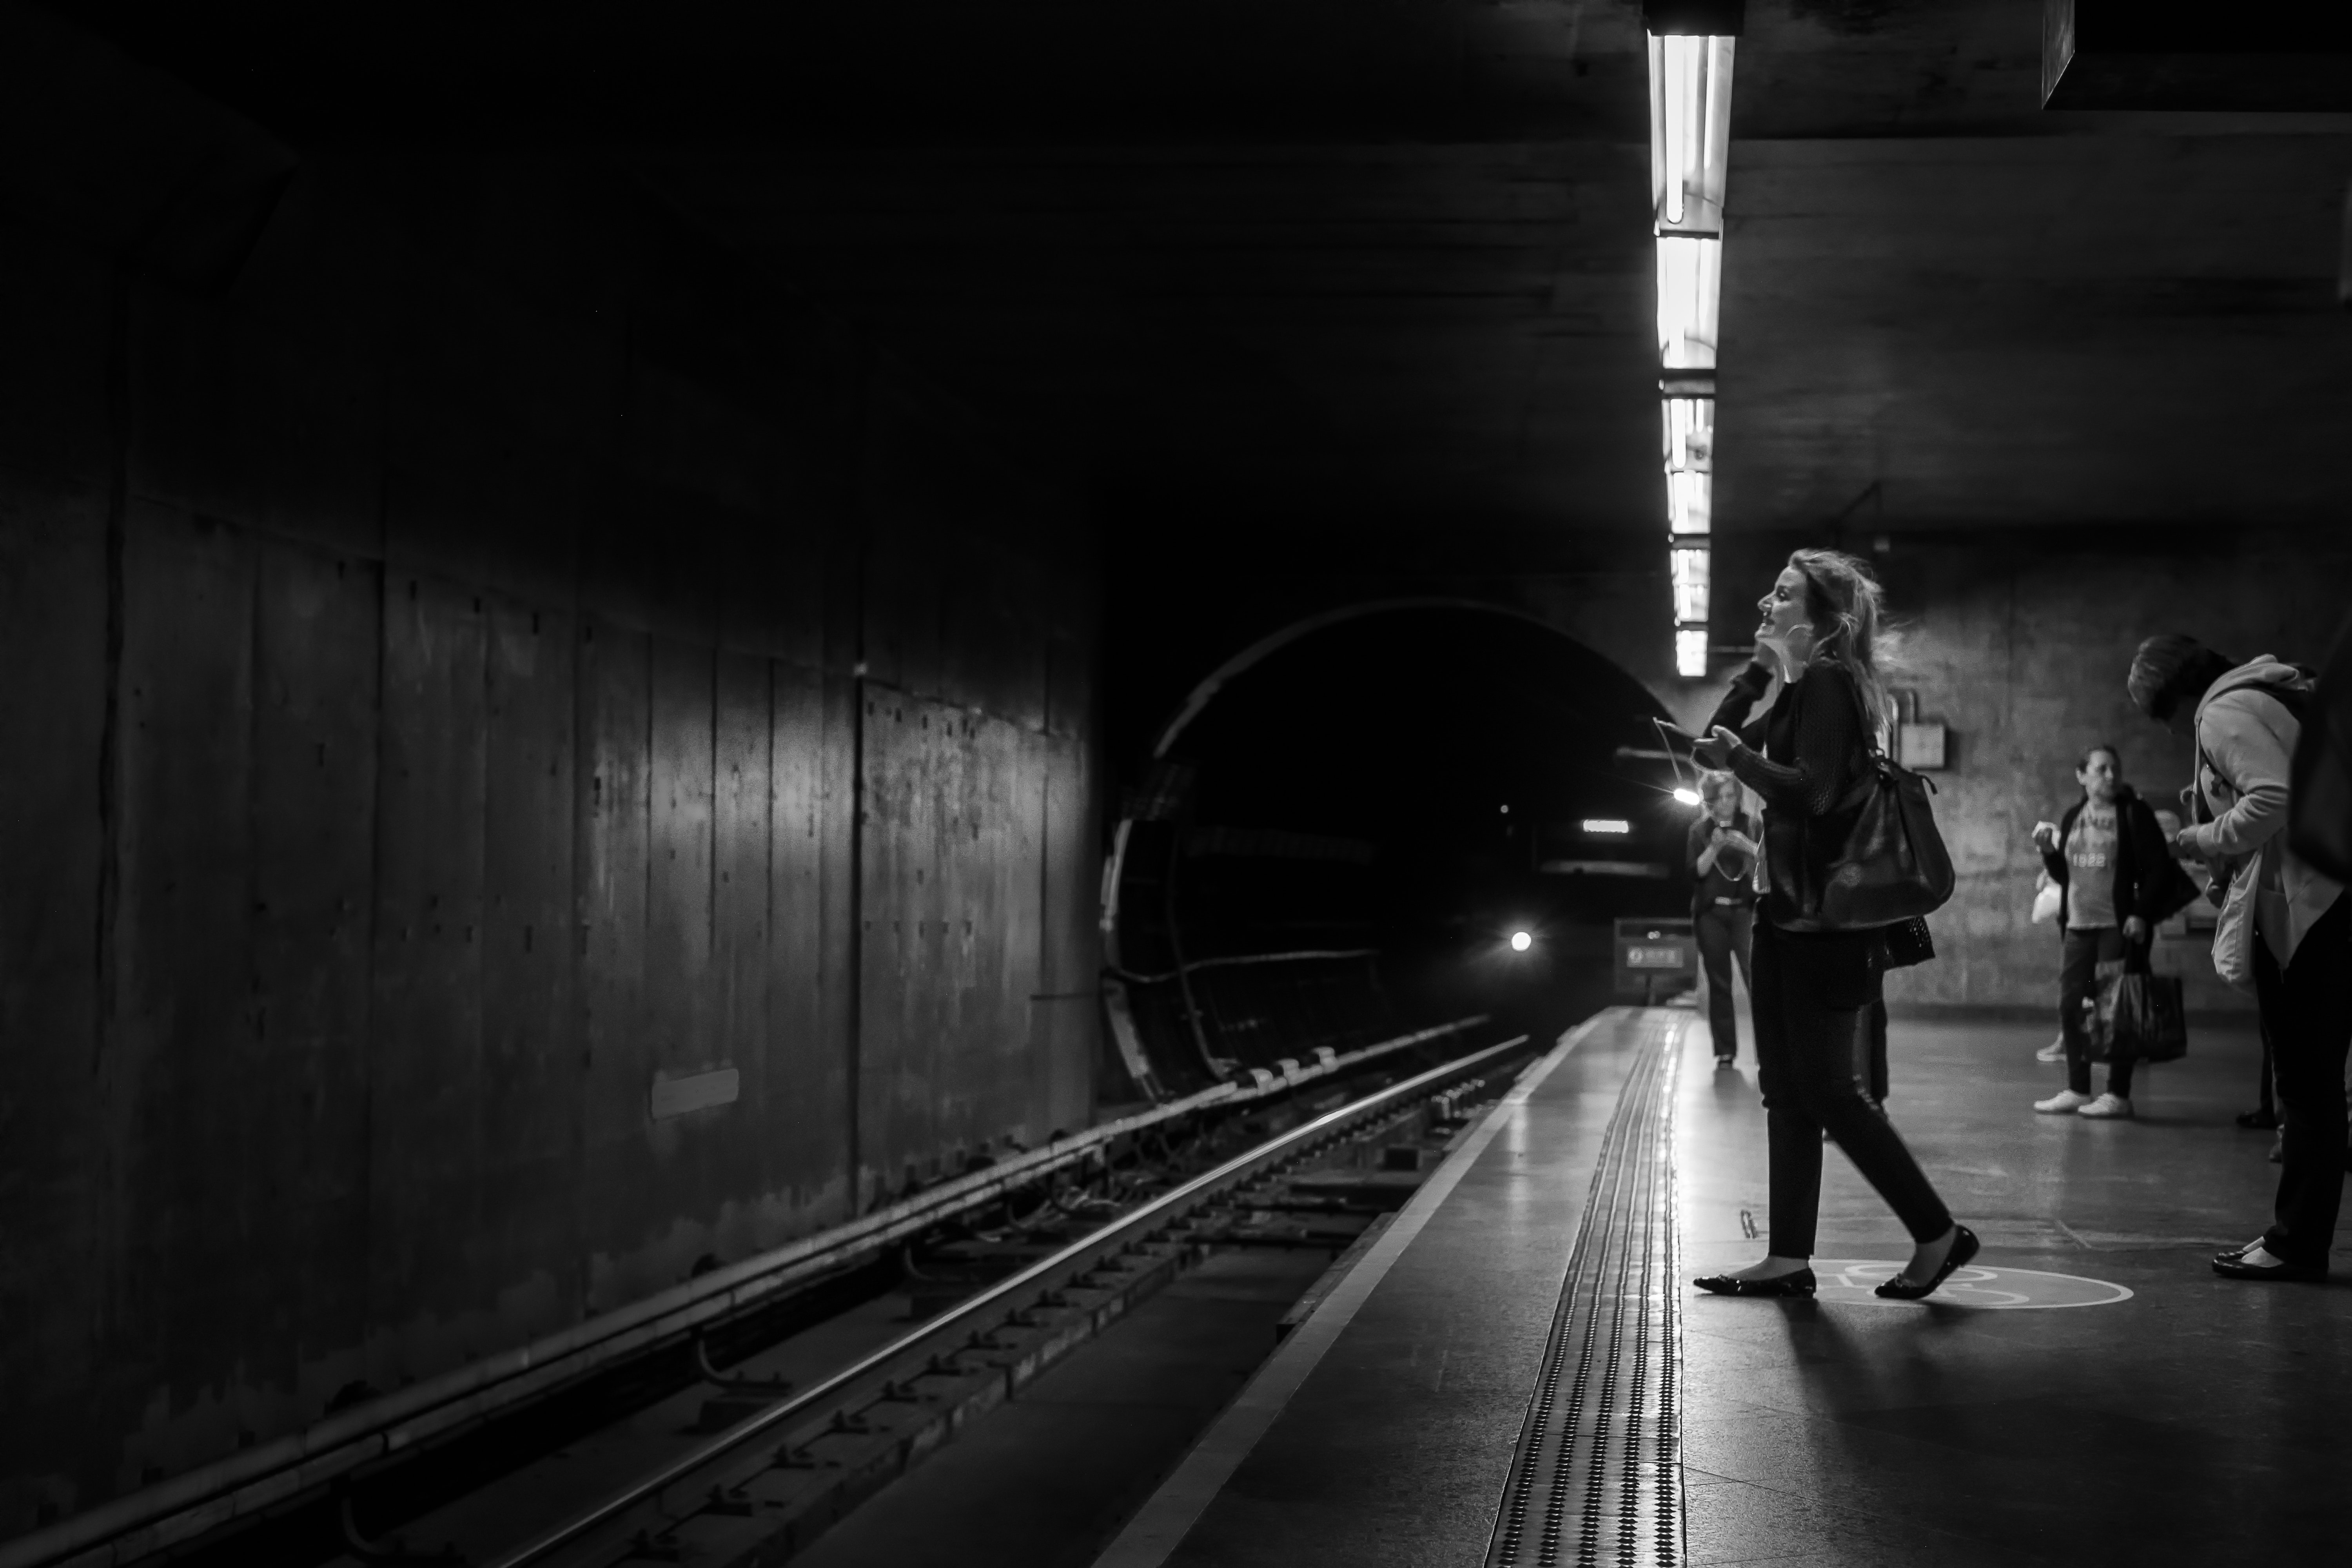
[1695,902,1754,1060]
[2256,893,2352,1268]
[2058,926,2139,1099]
[1753,922,1953,1258]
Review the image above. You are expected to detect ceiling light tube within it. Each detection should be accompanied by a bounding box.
[1662,396,1713,474]
[1655,234,1720,370]
[1671,546,1711,624]
[1648,36,1735,236]
[1668,469,1712,537]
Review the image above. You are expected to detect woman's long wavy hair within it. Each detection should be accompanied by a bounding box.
[1788,548,1898,733]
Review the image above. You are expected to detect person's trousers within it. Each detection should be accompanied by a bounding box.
[1753,922,1954,1257]
[1862,995,1889,1104]
[1695,902,1754,1060]
[2255,1024,2278,1121]
[2256,892,2352,1268]
[2058,925,2139,1099]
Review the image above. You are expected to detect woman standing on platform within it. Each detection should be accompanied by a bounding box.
[1688,769,1759,1068]
[1688,549,1977,1302]
[2028,744,2196,1121]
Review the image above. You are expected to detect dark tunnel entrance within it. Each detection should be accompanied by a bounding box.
[1103,603,1695,1098]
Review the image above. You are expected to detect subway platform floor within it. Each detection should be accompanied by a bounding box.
[1682,1011,2351,1567]
[1073,1005,2351,1568]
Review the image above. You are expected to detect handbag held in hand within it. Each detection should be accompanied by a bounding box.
[2088,952,2189,1064]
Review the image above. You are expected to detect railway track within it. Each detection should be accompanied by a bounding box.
[152,1024,1532,1568]
[438,1032,1532,1568]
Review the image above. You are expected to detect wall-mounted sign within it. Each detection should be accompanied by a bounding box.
[651,1065,741,1121]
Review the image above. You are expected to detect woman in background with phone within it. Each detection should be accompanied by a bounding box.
[1688,770,1759,1068]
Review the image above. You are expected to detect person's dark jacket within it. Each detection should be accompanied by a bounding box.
[2289,609,2352,880]
[2038,784,2200,933]
[1686,810,1759,916]
[1705,658,1871,931]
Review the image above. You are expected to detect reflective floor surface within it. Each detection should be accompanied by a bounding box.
[794,1005,2350,1568]
[1681,1011,2352,1566]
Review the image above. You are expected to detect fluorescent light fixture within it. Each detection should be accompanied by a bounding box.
[1673,786,1704,806]
[1510,930,1534,953]
[1667,470,1711,538]
[1650,33,1733,680]
[1671,547,1710,624]
[1676,628,1710,678]
[1648,34,1734,236]
[1655,235,1721,370]
[1662,395,1713,475]
[1582,818,1633,835]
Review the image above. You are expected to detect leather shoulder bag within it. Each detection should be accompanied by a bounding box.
[1779,665,1957,932]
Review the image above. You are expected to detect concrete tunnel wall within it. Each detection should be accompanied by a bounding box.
[0,162,1100,1526]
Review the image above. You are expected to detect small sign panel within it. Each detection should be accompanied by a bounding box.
[651,1065,741,1120]
[1897,722,1948,770]
[1626,944,1688,969]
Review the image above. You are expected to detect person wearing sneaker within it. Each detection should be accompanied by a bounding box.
[1688,550,1975,1303]
[2132,635,2351,1282]
[2029,744,2194,1121]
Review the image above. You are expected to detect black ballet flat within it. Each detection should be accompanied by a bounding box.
[1873,1224,1980,1301]
[1693,1269,1816,1298]
[2236,1109,2279,1130]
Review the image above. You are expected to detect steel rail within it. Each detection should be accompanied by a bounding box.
[483,1032,1533,1568]
[1107,947,1379,985]
[0,1014,1487,1568]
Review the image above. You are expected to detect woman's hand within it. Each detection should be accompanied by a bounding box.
[1691,726,1741,768]
[2030,820,2060,853]
[1719,829,1757,856]
[2123,916,2151,944]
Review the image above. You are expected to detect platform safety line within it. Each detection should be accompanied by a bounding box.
[1088,1011,1615,1568]
[1483,1011,1687,1568]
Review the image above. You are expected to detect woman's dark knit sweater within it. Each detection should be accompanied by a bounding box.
[1705,658,1873,930]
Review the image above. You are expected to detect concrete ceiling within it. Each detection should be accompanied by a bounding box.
[56,0,2352,541]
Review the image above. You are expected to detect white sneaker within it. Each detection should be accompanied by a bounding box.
[2034,1090,2091,1114]
[2077,1093,2134,1120]
[2035,1035,2067,1063]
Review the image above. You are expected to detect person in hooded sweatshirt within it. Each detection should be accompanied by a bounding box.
[2131,635,2349,1282]
[2029,743,2198,1121]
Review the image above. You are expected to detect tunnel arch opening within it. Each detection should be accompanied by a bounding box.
[1103,601,1699,1100]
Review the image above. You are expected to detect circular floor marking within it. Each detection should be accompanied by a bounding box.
[1806,1260,2134,1309]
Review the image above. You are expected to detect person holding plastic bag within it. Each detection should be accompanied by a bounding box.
[2028,744,2198,1120]
[2130,635,2349,1282]
[2027,873,2067,1062]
